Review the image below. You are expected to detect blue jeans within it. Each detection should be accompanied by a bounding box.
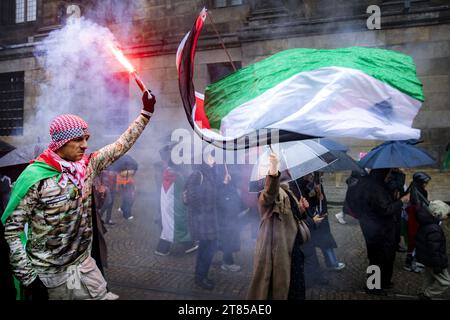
[322,248,339,268]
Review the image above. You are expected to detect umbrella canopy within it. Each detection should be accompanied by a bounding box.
[358,140,436,169]
[0,143,47,168]
[249,140,337,192]
[313,138,364,173]
[108,154,138,172]
[315,138,348,152]
[320,150,365,173]
[0,140,15,158]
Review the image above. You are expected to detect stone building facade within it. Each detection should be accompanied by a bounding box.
[0,0,449,200]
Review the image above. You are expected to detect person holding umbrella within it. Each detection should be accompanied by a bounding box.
[247,152,324,300]
[2,91,156,300]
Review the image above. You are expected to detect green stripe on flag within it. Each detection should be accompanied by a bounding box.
[204,47,424,130]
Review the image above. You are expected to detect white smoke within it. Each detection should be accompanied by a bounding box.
[31,17,138,150]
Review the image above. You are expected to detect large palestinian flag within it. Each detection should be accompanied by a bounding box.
[177,9,424,150]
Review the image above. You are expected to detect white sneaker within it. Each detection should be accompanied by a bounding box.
[185,244,199,254]
[221,264,241,272]
[328,262,346,271]
[415,262,425,269]
[127,216,134,220]
[154,250,170,256]
[335,212,347,224]
[104,291,119,300]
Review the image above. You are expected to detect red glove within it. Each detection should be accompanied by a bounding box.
[141,90,156,118]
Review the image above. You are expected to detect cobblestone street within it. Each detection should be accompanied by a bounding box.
[104,192,450,300]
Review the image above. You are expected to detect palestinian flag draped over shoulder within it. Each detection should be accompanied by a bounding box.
[177,9,424,150]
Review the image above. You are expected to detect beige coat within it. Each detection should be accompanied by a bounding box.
[247,174,303,300]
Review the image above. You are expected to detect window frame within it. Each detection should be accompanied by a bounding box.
[0,71,25,137]
[211,0,245,9]
[15,0,37,24]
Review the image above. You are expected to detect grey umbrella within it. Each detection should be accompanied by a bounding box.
[0,143,47,168]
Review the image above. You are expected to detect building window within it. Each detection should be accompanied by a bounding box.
[0,72,24,136]
[207,61,242,83]
[15,0,36,23]
[27,0,36,21]
[214,0,243,8]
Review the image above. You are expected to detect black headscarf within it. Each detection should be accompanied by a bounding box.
[369,168,391,184]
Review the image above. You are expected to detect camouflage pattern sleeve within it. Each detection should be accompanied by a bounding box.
[3,183,39,286]
[90,114,149,175]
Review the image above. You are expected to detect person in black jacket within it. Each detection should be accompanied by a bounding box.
[184,152,220,290]
[291,173,344,288]
[359,168,410,295]
[416,201,450,299]
[216,164,244,272]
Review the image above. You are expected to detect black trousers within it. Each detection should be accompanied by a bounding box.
[366,243,396,288]
[303,241,325,288]
[288,233,306,300]
[195,240,217,279]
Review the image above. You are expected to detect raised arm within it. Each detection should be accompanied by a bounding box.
[258,152,281,207]
[89,91,156,175]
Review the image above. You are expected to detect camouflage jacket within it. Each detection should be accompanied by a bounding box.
[4,115,149,286]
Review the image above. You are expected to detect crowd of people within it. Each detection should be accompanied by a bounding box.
[335,167,450,299]
[0,89,449,300]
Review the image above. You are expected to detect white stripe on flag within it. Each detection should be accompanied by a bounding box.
[160,184,175,242]
[220,66,421,140]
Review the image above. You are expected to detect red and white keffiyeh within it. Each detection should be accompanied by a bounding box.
[39,148,88,190]
[48,114,89,152]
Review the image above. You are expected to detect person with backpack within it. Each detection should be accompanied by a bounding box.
[338,170,369,223]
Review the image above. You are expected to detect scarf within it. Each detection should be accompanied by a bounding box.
[37,148,88,191]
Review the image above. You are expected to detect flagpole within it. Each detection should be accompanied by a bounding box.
[203,10,235,162]
[207,11,237,72]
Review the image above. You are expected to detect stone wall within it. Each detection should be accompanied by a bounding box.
[0,0,448,198]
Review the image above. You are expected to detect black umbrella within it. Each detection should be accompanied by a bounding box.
[0,140,15,158]
[314,138,364,173]
[320,150,365,173]
[0,143,47,168]
[108,154,138,172]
